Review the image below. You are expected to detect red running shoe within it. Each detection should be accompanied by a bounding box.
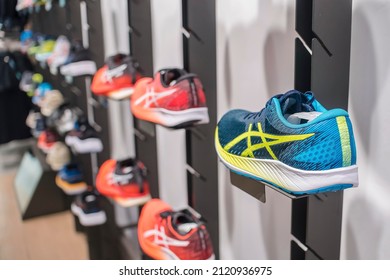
[96,158,151,207]
[37,129,59,153]
[138,199,214,260]
[91,54,141,100]
[131,68,209,128]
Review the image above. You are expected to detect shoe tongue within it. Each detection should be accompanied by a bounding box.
[278,90,315,115]
[171,211,200,235]
[161,69,187,86]
[177,223,199,234]
[107,53,126,69]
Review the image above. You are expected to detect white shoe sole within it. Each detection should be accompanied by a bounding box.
[114,194,151,208]
[216,136,359,194]
[108,87,134,100]
[35,53,51,62]
[152,245,215,260]
[57,121,76,135]
[132,107,209,128]
[60,61,97,76]
[72,138,103,154]
[71,203,106,227]
[65,135,77,146]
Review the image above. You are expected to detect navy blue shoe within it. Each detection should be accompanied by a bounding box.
[215,90,359,195]
[58,163,84,184]
[71,190,106,226]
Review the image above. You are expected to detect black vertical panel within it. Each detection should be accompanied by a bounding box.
[129,0,154,76]
[85,0,110,167]
[85,0,105,67]
[72,76,94,186]
[306,193,344,259]
[293,0,352,260]
[294,38,311,92]
[296,0,313,47]
[311,0,352,109]
[292,33,311,249]
[305,250,321,260]
[290,240,306,260]
[291,197,307,243]
[68,0,83,41]
[184,0,219,258]
[128,0,159,198]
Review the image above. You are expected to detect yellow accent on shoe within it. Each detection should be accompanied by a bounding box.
[222,123,314,159]
[336,116,351,167]
[215,128,291,190]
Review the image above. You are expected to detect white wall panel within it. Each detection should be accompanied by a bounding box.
[151,0,188,209]
[217,0,295,259]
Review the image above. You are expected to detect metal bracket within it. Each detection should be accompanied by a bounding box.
[229,171,308,204]
[80,1,90,49]
[181,27,191,39]
[134,128,146,142]
[186,164,206,181]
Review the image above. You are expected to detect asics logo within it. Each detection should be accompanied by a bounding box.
[134,87,177,108]
[144,225,189,248]
[223,123,314,160]
[104,64,128,80]
[106,172,133,186]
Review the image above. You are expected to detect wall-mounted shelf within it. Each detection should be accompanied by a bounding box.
[229,171,308,203]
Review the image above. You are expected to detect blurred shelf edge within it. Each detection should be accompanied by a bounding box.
[230,171,308,203]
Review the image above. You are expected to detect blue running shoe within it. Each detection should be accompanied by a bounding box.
[58,163,84,184]
[215,90,359,195]
[32,82,52,105]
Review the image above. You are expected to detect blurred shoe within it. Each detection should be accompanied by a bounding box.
[138,199,214,260]
[56,163,87,195]
[33,113,46,138]
[65,122,103,153]
[91,54,141,99]
[27,108,46,138]
[46,142,71,171]
[40,90,64,117]
[47,36,71,75]
[32,82,52,106]
[35,39,56,62]
[96,158,151,207]
[16,0,32,11]
[45,0,53,10]
[131,68,209,128]
[60,41,96,76]
[48,105,78,135]
[20,30,34,53]
[71,191,107,226]
[19,71,34,92]
[20,72,44,96]
[26,107,41,129]
[37,129,59,153]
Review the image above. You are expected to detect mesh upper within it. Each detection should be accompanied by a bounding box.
[217,94,356,171]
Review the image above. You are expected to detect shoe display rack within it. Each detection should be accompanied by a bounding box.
[14,144,68,220]
[229,0,353,260]
[15,0,353,261]
[28,0,124,260]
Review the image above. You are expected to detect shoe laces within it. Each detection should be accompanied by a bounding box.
[243,91,316,120]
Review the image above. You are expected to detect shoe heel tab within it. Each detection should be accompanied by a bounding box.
[320,108,349,120]
[175,73,198,83]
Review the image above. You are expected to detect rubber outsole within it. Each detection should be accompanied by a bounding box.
[131,106,209,128]
[71,203,106,227]
[60,61,97,76]
[215,130,358,195]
